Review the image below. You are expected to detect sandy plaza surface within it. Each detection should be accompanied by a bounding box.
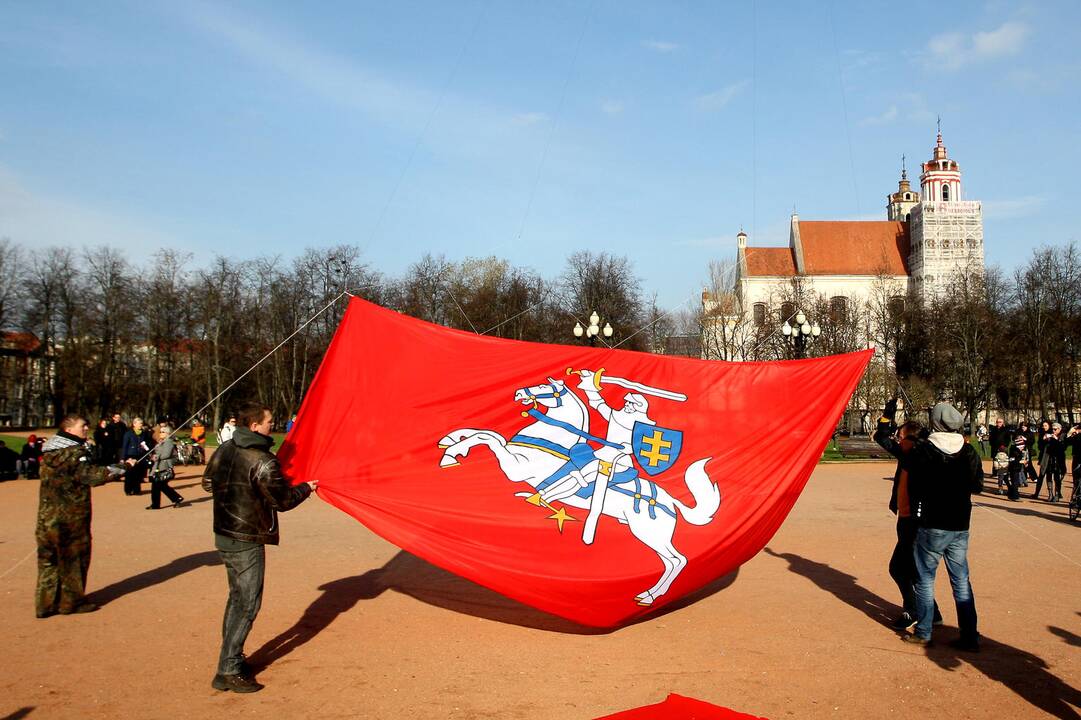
[1,457,1078,720]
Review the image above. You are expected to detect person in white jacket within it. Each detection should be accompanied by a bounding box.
[219,417,237,444]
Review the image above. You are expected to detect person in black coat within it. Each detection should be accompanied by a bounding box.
[107,413,127,463]
[0,440,19,480]
[872,398,940,630]
[1034,422,1066,502]
[903,402,983,651]
[121,417,154,496]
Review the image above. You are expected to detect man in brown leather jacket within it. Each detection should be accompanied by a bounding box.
[202,402,318,693]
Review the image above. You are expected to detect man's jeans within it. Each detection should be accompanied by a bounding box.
[218,545,265,675]
[914,527,977,641]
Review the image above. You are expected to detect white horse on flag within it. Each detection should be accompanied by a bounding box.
[437,375,720,606]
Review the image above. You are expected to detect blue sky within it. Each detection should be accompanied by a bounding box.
[1,1,1078,309]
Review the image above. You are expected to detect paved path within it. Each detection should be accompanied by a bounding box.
[1,461,1078,719]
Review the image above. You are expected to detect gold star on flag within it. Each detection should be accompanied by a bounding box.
[547,507,577,533]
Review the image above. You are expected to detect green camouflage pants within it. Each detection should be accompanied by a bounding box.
[35,522,92,616]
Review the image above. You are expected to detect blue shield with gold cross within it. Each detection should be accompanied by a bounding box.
[631,422,682,477]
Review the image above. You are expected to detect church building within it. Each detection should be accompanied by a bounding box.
[728,130,985,332]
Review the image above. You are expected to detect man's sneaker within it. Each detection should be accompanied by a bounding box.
[891,613,916,631]
[948,637,980,652]
[901,633,931,646]
[212,673,264,693]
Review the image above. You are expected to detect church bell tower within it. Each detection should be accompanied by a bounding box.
[907,123,984,298]
[887,156,919,222]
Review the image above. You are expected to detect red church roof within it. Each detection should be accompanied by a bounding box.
[744,247,797,276]
[798,221,910,275]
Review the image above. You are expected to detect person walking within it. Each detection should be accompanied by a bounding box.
[121,417,154,496]
[35,415,124,617]
[975,423,988,457]
[903,402,983,651]
[147,425,185,510]
[202,402,318,693]
[19,434,41,479]
[873,398,941,630]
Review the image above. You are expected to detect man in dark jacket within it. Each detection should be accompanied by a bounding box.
[873,399,940,630]
[107,413,127,463]
[202,402,318,693]
[903,402,984,651]
[987,417,1007,460]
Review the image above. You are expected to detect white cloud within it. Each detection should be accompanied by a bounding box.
[982,195,1048,220]
[860,105,899,126]
[861,93,934,127]
[694,80,750,111]
[924,21,1029,70]
[643,40,679,53]
[174,1,544,152]
[600,99,624,115]
[0,164,176,254]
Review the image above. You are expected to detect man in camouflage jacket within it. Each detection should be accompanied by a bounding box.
[36,415,123,618]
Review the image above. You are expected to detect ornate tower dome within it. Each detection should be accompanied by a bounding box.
[920,122,962,202]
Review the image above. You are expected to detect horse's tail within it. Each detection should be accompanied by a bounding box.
[671,458,720,526]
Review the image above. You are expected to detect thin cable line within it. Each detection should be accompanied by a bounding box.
[134,291,351,464]
[974,502,1081,570]
[365,0,490,248]
[514,0,594,243]
[751,0,757,243]
[611,291,698,351]
[826,0,861,216]
[480,287,553,336]
[0,548,34,582]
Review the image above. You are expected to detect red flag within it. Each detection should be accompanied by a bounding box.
[594,693,770,719]
[279,298,870,627]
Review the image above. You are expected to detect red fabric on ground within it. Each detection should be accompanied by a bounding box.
[279,297,870,627]
[594,693,770,719]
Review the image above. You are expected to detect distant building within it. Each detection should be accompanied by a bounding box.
[715,130,984,356]
[0,331,53,427]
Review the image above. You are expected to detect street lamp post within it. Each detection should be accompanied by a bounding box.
[573,311,614,347]
[781,309,821,359]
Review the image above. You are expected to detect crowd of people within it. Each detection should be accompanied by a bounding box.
[977,417,1074,503]
[28,405,311,693]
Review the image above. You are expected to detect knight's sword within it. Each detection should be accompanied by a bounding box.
[566,367,687,402]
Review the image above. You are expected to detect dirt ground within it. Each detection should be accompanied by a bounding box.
[1,458,1078,720]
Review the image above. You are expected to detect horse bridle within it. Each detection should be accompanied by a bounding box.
[518,382,566,415]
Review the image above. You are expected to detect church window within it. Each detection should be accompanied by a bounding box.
[780,302,796,322]
[941,184,950,201]
[753,303,767,326]
[888,297,906,318]
[829,296,848,323]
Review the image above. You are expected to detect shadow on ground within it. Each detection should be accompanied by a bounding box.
[1,708,34,720]
[973,500,1073,524]
[766,547,1081,720]
[86,551,220,605]
[249,551,738,671]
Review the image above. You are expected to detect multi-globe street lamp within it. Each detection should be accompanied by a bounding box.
[782,309,821,359]
[573,311,613,346]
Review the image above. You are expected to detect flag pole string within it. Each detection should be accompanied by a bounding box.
[133,290,353,465]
